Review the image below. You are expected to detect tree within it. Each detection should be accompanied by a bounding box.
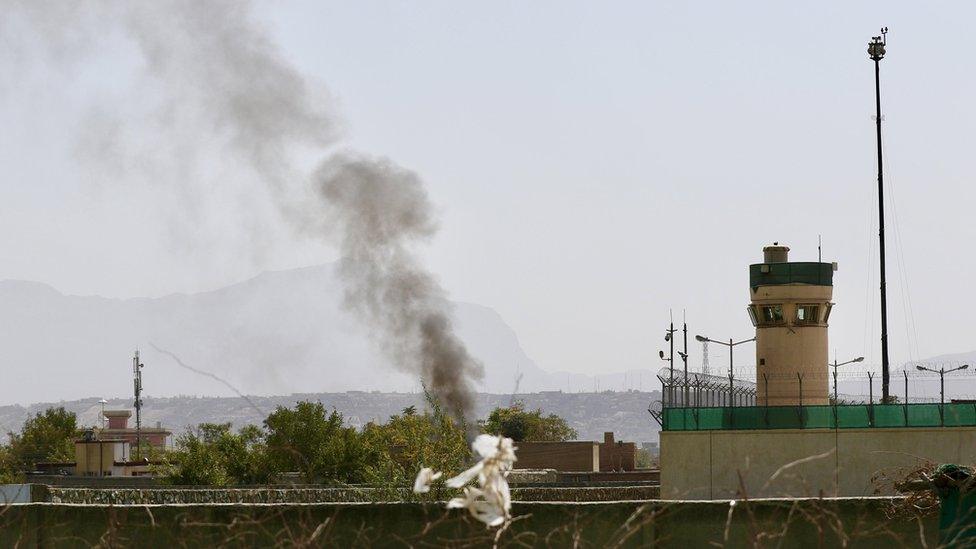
[7,407,78,471]
[162,423,273,486]
[481,402,577,442]
[263,401,370,484]
[361,402,467,490]
[0,444,18,484]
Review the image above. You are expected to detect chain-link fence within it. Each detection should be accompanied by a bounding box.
[649,362,976,430]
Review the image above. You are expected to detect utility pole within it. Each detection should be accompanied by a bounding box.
[659,311,677,406]
[868,27,891,401]
[133,350,144,460]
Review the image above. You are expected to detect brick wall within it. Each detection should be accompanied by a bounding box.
[514,441,599,472]
[598,432,636,472]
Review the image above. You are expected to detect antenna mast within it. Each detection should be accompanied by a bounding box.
[868,27,891,401]
[133,350,144,459]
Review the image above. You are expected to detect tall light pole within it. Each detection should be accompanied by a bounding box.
[868,27,891,402]
[831,356,865,402]
[695,335,755,406]
[916,364,969,405]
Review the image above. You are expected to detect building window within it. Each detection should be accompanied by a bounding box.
[747,306,759,326]
[760,305,784,324]
[823,303,834,324]
[796,304,820,324]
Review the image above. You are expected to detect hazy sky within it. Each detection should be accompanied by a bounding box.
[1,2,974,380]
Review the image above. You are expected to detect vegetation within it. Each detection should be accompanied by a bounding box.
[162,423,272,485]
[360,397,468,490]
[0,406,79,482]
[160,397,467,487]
[635,448,655,469]
[8,407,78,470]
[264,401,371,484]
[481,401,578,442]
[0,398,578,487]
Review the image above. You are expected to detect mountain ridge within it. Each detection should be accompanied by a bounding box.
[0,264,631,404]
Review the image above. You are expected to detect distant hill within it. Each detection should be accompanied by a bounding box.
[0,391,662,445]
[0,265,653,404]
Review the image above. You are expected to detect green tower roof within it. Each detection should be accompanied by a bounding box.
[749,262,833,288]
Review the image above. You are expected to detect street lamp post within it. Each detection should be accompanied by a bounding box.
[695,335,756,407]
[831,356,865,403]
[916,364,970,406]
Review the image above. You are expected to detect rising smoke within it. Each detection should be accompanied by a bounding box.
[318,155,484,419]
[4,1,483,420]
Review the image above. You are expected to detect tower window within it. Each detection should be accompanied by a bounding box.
[823,303,834,324]
[747,306,759,326]
[796,304,821,324]
[760,305,784,323]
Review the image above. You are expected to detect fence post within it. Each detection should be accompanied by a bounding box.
[728,372,735,429]
[902,370,908,427]
[903,371,909,426]
[867,371,875,427]
[656,375,667,430]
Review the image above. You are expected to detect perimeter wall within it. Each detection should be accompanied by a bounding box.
[0,498,936,547]
[661,426,976,499]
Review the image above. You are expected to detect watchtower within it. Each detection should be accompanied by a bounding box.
[748,244,835,405]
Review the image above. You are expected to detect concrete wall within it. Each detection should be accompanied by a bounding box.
[516,441,599,472]
[0,498,936,547]
[662,426,976,499]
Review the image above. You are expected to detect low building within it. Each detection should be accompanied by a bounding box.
[516,441,600,472]
[599,432,636,472]
[101,410,170,449]
[35,432,154,478]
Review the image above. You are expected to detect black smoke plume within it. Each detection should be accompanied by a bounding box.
[4,1,484,419]
[317,155,483,419]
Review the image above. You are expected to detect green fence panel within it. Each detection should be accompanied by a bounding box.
[731,407,766,430]
[660,404,976,431]
[867,404,907,427]
[944,404,976,427]
[664,408,689,431]
[698,408,726,430]
[907,404,943,427]
[805,406,835,429]
[764,406,803,429]
[836,405,871,428]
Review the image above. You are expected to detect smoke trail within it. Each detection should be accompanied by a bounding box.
[317,155,484,419]
[149,342,265,417]
[4,1,484,420]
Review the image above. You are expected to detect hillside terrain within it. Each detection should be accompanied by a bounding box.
[0,390,661,445]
